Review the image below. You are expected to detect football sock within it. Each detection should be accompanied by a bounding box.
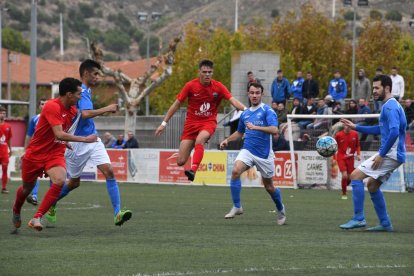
[191,144,204,172]
[51,183,71,207]
[31,180,40,198]
[370,190,391,227]
[351,180,365,221]
[230,178,242,208]
[2,164,8,189]
[106,178,121,216]
[341,177,348,195]
[268,187,283,211]
[34,184,62,218]
[13,186,25,214]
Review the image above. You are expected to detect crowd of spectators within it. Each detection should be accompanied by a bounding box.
[102,131,139,149]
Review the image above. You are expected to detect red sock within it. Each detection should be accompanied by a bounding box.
[13,186,26,214]
[34,184,62,218]
[191,144,204,172]
[2,164,8,190]
[341,177,348,195]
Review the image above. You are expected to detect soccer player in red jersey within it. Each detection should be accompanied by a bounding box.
[155,60,247,181]
[0,106,12,194]
[335,124,361,199]
[12,78,97,231]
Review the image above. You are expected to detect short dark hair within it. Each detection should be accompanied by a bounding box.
[79,59,101,77]
[248,82,264,93]
[373,74,392,92]
[376,67,383,72]
[199,59,214,69]
[0,106,6,112]
[247,71,253,75]
[59,78,82,96]
[391,66,398,70]
[38,98,47,105]
[277,69,283,73]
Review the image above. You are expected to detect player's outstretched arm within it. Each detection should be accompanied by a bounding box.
[219,131,243,150]
[51,125,97,143]
[155,100,181,136]
[228,97,247,111]
[81,103,119,119]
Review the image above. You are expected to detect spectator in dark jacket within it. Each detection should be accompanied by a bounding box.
[103,132,116,148]
[272,131,290,151]
[112,134,126,149]
[302,72,319,104]
[124,131,139,149]
[403,99,414,144]
[355,98,372,141]
[275,102,288,125]
[271,69,290,105]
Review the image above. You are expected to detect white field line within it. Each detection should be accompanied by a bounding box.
[129,264,409,276]
[0,202,102,212]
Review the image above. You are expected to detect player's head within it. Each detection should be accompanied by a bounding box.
[79,59,101,87]
[0,106,6,120]
[198,59,214,86]
[372,74,392,101]
[38,98,47,111]
[59,77,83,105]
[248,83,264,107]
[343,124,351,133]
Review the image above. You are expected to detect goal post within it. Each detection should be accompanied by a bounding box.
[283,113,404,190]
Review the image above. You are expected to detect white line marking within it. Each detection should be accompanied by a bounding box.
[0,202,102,212]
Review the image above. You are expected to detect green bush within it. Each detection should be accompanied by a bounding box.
[271,9,280,18]
[139,35,160,58]
[344,11,361,21]
[103,29,131,53]
[369,10,382,20]
[1,27,30,54]
[79,3,95,17]
[385,10,402,21]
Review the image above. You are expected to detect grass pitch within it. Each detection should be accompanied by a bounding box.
[0,181,413,275]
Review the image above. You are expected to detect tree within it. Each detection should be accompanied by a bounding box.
[2,27,30,54]
[385,10,402,21]
[89,38,181,135]
[139,35,160,58]
[369,10,383,20]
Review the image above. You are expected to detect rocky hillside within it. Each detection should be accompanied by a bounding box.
[4,0,414,61]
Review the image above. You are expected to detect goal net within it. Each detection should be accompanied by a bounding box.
[283,113,406,192]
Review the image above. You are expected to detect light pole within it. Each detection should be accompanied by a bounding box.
[235,0,239,32]
[351,4,357,100]
[29,0,38,120]
[332,0,336,19]
[0,6,8,100]
[138,11,162,116]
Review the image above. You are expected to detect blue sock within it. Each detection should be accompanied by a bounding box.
[53,183,71,207]
[370,190,391,227]
[351,180,365,221]
[230,178,242,208]
[31,180,40,198]
[106,178,121,216]
[269,187,283,211]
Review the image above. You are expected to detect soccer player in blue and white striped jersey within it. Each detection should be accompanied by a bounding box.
[340,74,406,232]
[220,83,286,225]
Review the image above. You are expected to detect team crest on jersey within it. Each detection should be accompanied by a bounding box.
[195,102,212,117]
[213,92,218,98]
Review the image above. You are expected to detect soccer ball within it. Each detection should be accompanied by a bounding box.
[316,136,338,157]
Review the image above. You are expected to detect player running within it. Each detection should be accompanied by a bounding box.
[45,59,132,227]
[25,98,47,205]
[220,83,286,225]
[12,78,97,231]
[340,74,406,232]
[334,124,360,200]
[155,59,246,181]
[0,106,12,194]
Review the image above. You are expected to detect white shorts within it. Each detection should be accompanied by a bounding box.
[236,149,274,179]
[65,138,110,178]
[358,154,402,184]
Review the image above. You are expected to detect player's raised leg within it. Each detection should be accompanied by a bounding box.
[225,160,248,219]
[339,168,367,229]
[184,131,210,181]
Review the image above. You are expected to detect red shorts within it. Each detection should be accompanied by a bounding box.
[0,154,9,165]
[21,156,66,183]
[181,120,217,141]
[337,157,355,175]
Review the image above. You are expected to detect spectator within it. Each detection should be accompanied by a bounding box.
[124,131,139,149]
[355,98,372,141]
[103,132,116,148]
[271,69,290,105]
[390,66,405,101]
[373,67,384,112]
[224,109,243,135]
[328,70,347,109]
[272,131,290,151]
[346,99,358,115]
[298,97,317,130]
[112,134,126,149]
[246,71,261,91]
[302,72,319,104]
[290,71,305,102]
[276,102,288,125]
[355,69,371,102]
[403,99,414,144]
[307,96,333,131]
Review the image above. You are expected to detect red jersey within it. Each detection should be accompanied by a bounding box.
[0,122,12,156]
[25,98,77,162]
[335,130,360,160]
[176,79,232,123]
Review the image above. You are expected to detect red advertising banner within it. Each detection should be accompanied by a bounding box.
[273,152,297,187]
[159,151,191,183]
[98,150,128,181]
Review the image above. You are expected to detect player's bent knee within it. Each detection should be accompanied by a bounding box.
[231,170,242,179]
[350,169,364,181]
[367,180,380,193]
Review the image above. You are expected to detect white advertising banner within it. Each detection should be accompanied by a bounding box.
[297,151,328,184]
[127,149,160,184]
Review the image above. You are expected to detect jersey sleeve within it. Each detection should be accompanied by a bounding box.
[218,82,232,100]
[266,107,278,127]
[379,104,400,157]
[176,82,192,102]
[27,117,37,137]
[77,90,93,111]
[237,113,246,133]
[43,102,63,127]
